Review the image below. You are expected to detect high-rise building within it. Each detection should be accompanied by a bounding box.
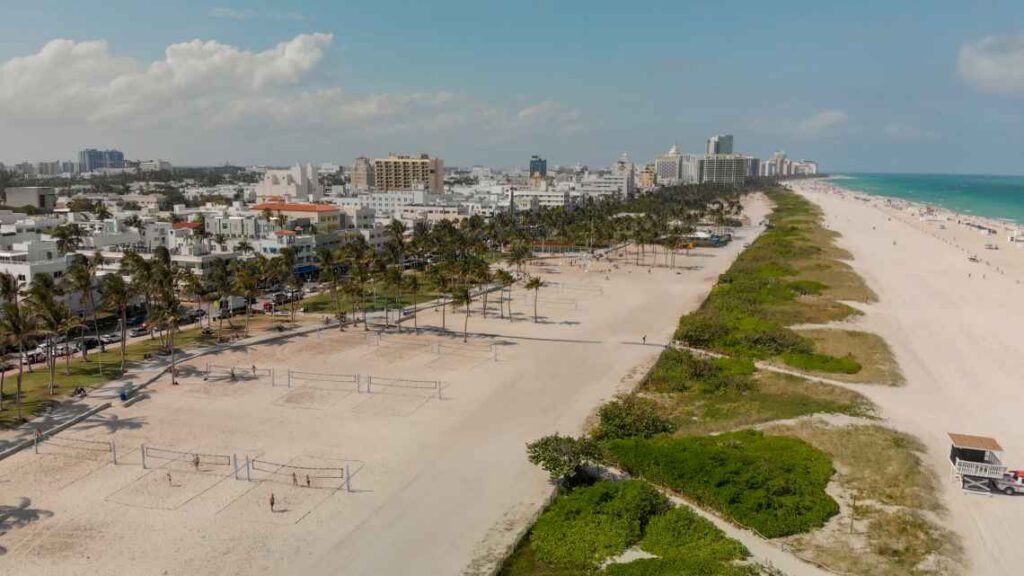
[373,154,443,193]
[680,154,701,184]
[352,156,374,190]
[77,148,125,172]
[638,164,657,189]
[654,144,682,185]
[699,154,751,184]
[706,134,734,155]
[255,164,324,203]
[529,155,547,178]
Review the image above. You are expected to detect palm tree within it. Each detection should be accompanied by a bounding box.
[34,298,64,393]
[233,261,258,336]
[236,239,254,256]
[100,274,131,371]
[65,257,103,365]
[0,302,36,421]
[493,269,514,321]
[316,247,343,326]
[525,276,544,323]
[451,286,472,343]
[405,274,421,334]
[51,223,85,256]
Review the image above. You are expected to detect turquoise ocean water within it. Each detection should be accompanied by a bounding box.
[833,173,1024,225]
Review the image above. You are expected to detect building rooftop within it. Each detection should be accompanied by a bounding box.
[253,203,339,213]
[948,433,1003,452]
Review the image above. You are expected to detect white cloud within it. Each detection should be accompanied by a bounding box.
[884,123,939,142]
[209,7,306,21]
[793,109,848,137]
[958,35,1024,95]
[0,34,584,162]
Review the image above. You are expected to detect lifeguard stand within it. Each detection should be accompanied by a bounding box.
[948,433,1006,492]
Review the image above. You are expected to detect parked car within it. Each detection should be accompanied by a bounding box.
[77,336,100,350]
[992,471,1024,495]
[129,326,150,338]
[100,333,122,345]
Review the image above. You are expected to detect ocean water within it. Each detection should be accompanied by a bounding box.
[834,173,1024,225]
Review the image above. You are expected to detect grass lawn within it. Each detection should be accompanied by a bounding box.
[762,421,963,576]
[646,370,873,436]
[786,329,904,386]
[299,289,441,316]
[0,316,301,428]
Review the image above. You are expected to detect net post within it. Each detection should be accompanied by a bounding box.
[436,381,442,400]
[246,456,251,482]
[233,454,239,480]
[33,435,39,454]
[141,443,147,469]
[366,375,372,394]
[356,374,362,393]
[111,440,118,465]
[345,464,351,493]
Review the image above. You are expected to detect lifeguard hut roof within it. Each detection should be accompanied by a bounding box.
[948,433,1003,452]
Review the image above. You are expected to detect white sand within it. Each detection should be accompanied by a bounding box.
[791,180,1024,575]
[0,195,771,576]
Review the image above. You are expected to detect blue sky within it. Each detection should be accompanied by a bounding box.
[1,0,1023,173]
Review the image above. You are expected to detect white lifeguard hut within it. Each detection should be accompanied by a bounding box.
[948,433,1006,492]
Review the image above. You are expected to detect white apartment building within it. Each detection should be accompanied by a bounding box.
[255,164,323,203]
[331,190,427,217]
[509,189,569,210]
[699,154,752,185]
[373,154,443,193]
[654,145,683,185]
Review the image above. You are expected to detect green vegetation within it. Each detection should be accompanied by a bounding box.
[764,421,963,576]
[673,188,872,368]
[593,394,675,441]
[648,370,873,436]
[782,352,861,374]
[530,481,670,570]
[645,348,754,394]
[499,480,762,576]
[604,430,839,538]
[526,434,600,484]
[794,329,904,385]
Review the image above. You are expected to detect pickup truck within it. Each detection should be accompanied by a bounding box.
[991,471,1024,495]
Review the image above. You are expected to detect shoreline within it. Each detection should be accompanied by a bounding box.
[819,176,1024,238]
[789,178,1024,576]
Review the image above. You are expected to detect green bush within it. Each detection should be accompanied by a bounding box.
[603,431,839,537]
[787,280,827,295]
[604,558,761,576]
[782,352,862,374]
[594,394,675,440]
[530,480,670,570]
[640,507,748,562]
[526,434,599,483]
[645,349,754,394]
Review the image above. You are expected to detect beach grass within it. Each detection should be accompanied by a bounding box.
[763,421,963,576]
[790,329,905,386]
[674,189,871,360]
[645,370,873,436]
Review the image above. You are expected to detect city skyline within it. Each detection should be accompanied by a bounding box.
[1,1,1023,174]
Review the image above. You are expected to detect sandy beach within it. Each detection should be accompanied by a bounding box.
[0,196,770,576]
[790,179,1024,575]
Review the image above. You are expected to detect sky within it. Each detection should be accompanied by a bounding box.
[1,0,1023,174]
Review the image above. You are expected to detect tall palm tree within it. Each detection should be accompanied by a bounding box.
[493,269,514,321]
[451,286,472,343]
[525,276,544,323]
[405,274,421,334]
[100,274,131,371]
[65,257,102,365]
[233,261,258,336]
[0,302,36,421]
[316,247,343,326]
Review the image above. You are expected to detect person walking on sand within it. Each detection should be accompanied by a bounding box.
[193,454,200,471]
[292,472,298,486]
[166,472,173,486]
[306,474,311,488]
[269,493,275,512]
[642,335,647,345]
